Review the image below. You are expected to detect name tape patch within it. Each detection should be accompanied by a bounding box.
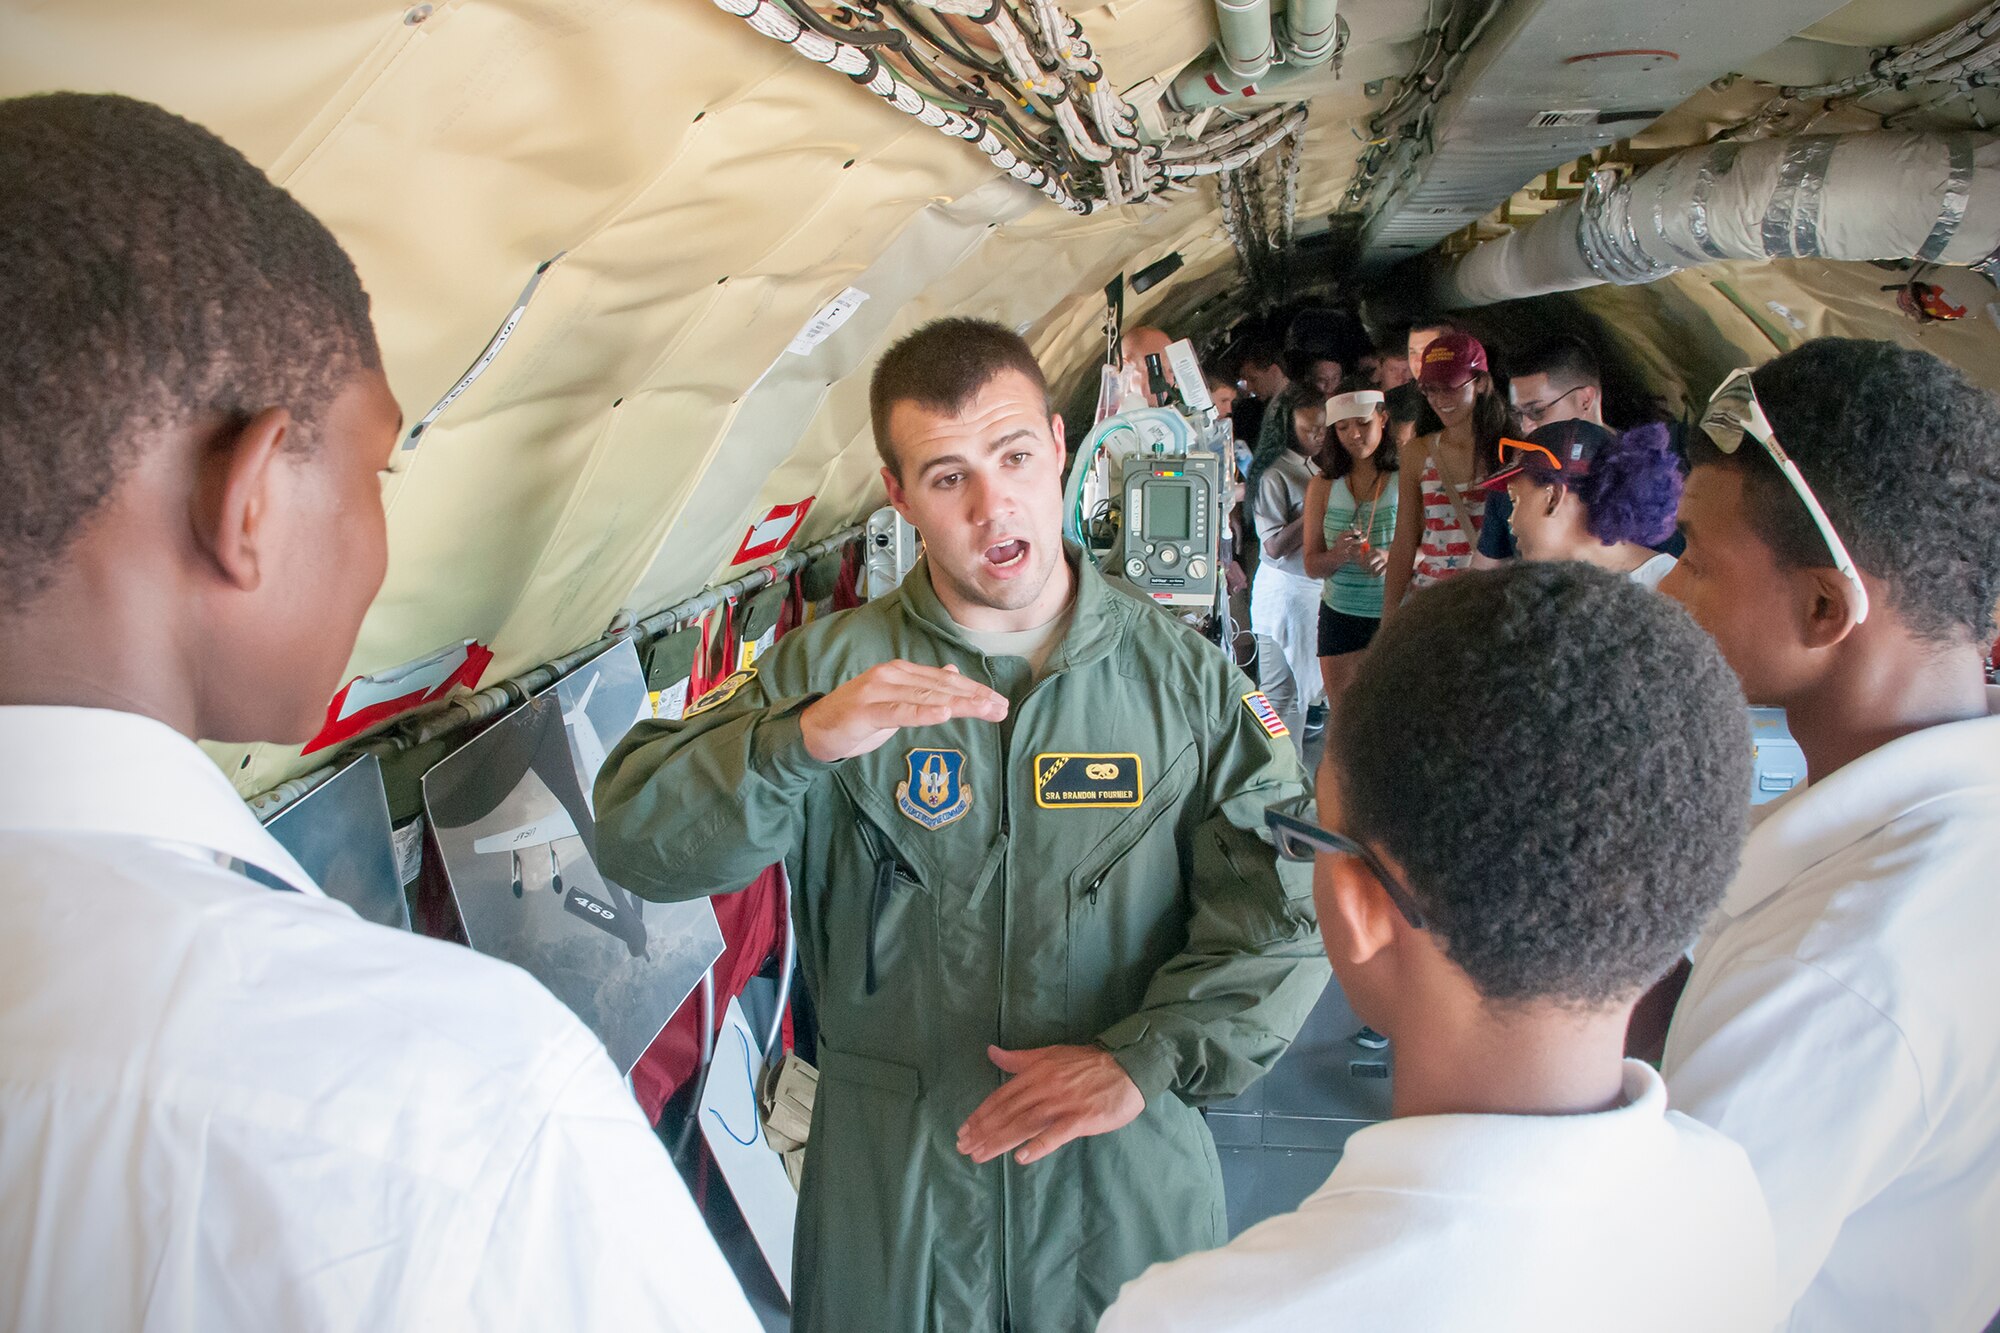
[1242,691,1289,739]
[1034,753,1143,809]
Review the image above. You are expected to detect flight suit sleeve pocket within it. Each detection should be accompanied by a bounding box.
[818,1046,921,1099]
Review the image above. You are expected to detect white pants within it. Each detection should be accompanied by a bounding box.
[1251,563,1324,751]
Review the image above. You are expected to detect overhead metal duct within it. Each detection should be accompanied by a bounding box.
[1214,0,1277,81]
[1166,0,1342,113]
[1432,131,2000,308]
[1348,0,1853,270]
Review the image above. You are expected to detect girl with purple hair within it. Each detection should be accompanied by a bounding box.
[1481,420,1683,588]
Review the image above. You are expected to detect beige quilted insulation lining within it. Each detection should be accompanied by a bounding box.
[4,0,1995,793]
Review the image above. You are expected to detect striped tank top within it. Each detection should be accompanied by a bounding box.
[1414,445,1484,589]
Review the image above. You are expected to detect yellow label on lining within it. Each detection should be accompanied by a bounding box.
[1033,753,1143,809]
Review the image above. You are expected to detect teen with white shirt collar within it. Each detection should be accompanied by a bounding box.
[1656,337,2000,1333]
[1101,564,1777,1333]
[0,94,756,1332]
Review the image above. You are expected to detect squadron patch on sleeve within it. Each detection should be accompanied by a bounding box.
[685,668,757,718]
[1242,691,1289,739]
[1033,753,1143,809]
[897,748,972,830]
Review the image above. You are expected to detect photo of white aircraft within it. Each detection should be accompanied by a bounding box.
[467,768,646,957]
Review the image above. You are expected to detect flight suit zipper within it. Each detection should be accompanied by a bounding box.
[992,656,1010,839]
[975,653,1014,1333]
[979,650,1072,1333]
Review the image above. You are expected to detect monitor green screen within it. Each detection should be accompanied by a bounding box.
[1146,484,1191,541]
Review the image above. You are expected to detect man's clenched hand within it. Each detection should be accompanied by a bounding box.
[799,661,1008,762]
[956,1044,1145,1166]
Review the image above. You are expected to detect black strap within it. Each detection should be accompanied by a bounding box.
[231,858,303,893]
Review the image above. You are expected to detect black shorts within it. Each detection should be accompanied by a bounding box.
[1318,605,1380,658]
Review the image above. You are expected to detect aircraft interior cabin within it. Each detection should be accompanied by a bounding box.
[4,0,2000,1329]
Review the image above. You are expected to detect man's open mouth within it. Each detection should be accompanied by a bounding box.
[984,538,1029,570]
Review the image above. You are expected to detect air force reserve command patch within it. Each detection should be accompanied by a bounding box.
[1034,753,1143,808]
[686,668,757,718]
[1243,691,1289,739]
[897,748,972,830]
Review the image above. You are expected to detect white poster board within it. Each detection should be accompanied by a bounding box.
[422,640,723,1072]
[700,997,799,1297]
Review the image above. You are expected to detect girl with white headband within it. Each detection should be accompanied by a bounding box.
[1303,381,1399,722]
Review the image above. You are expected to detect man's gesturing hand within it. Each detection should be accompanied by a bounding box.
[798,661,1008,763]
[956,1045,1145,1166]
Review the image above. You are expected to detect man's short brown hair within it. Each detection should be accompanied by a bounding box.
[869,317,1050,478]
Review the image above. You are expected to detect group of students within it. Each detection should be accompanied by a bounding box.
[4,88,2000,1333]
[1223,317,1693,748]
[1127,310,2000,1332]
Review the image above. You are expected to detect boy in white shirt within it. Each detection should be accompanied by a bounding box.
[1658,337,2000,1332]
[0,94,756,1331]
[1102,563,1777,1333]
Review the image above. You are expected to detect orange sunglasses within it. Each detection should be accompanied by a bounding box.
[1498,437,1565,470]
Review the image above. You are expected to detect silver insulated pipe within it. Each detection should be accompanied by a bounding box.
[1432,131,2000,309]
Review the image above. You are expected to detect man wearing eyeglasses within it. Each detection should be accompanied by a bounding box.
[1101,564,1777,1333]
[1472,336,1607,568]
[1657,338,2000,1333]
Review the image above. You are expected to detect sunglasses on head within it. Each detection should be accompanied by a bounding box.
[1264,804,1426,929]
[1700,368,1871,624]
[1497,437,1565,472]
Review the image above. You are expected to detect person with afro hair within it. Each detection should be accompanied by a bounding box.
[1657,337,2000,1333]
[1483,418,1682,587]
[0,93,755,1332]
[1103,563,1776,1333]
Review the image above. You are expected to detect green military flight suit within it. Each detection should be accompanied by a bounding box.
[595,549,1329,1333]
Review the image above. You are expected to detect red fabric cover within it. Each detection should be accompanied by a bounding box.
[629,863,787,1121]
[775,571,805,640]
[627,588,813,1122]
[833,540,866,611]
[690,600,736,699]
[629,540,866,1120]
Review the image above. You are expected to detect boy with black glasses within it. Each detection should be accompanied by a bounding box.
[1101,564,1777,1333]
[1658,337,2000,1333]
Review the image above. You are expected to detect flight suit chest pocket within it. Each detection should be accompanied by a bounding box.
[851,815,934,1002]
[1064,743,1197,906]
[1063,744,1197,1030]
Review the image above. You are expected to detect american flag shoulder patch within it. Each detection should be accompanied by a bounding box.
[1242,691,1289,738]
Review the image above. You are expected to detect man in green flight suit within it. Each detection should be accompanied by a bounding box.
[595,318,1330,1332]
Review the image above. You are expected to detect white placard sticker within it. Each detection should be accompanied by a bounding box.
[403,255,564,451]
[393,818,426,887]
[1165,339,1212,413]
[656,677,692,721]
[787,287,870,355]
